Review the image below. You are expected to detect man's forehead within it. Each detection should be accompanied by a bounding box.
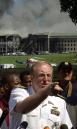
[37,71,52,75]
[35,63,52,69]
[35,67,53,74]
[32,62,53,76]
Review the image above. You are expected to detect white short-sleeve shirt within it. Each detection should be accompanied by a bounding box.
[8,87,72,129]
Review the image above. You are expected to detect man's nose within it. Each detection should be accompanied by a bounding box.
[43,74,48,80]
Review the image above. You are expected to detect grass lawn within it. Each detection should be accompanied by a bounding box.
[0,53,77,80]
[0,53,77,68]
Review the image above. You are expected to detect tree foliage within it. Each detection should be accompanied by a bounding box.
[59,0,77,25]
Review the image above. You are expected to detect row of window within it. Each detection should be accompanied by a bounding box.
[56,43,76,46]
[59,40,77,42]
[58,48,76,51]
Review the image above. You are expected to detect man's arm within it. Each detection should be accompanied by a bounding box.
[14,83,63,114]
[14,86,49,114]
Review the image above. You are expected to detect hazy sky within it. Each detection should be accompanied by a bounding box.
[0,0,77,37]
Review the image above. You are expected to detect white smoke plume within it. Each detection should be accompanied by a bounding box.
[0,0,77,37]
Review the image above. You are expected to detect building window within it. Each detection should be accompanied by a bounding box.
[74,44,76,46]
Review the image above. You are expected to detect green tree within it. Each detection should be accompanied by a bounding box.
[59,0,77,25]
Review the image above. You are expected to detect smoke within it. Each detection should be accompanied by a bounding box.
[0,0,14,16]
[0,0,77,37]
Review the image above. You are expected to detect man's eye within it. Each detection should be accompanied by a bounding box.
[38,74,51,78]
[39,74,44,77]
[48,75,51,77]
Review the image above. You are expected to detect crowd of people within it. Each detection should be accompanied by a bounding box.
[0,61,77,129]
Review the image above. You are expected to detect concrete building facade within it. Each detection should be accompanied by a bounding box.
[27,34,77,53]
[0,34,21,55]
[49,35,77,53]
[0,33,77,54]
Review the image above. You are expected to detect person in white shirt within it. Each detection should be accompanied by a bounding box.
[6,62,72,129]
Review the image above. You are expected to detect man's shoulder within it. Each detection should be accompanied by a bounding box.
[12,86,27,92]
[10,87,29,97]
[48,95,66,103]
